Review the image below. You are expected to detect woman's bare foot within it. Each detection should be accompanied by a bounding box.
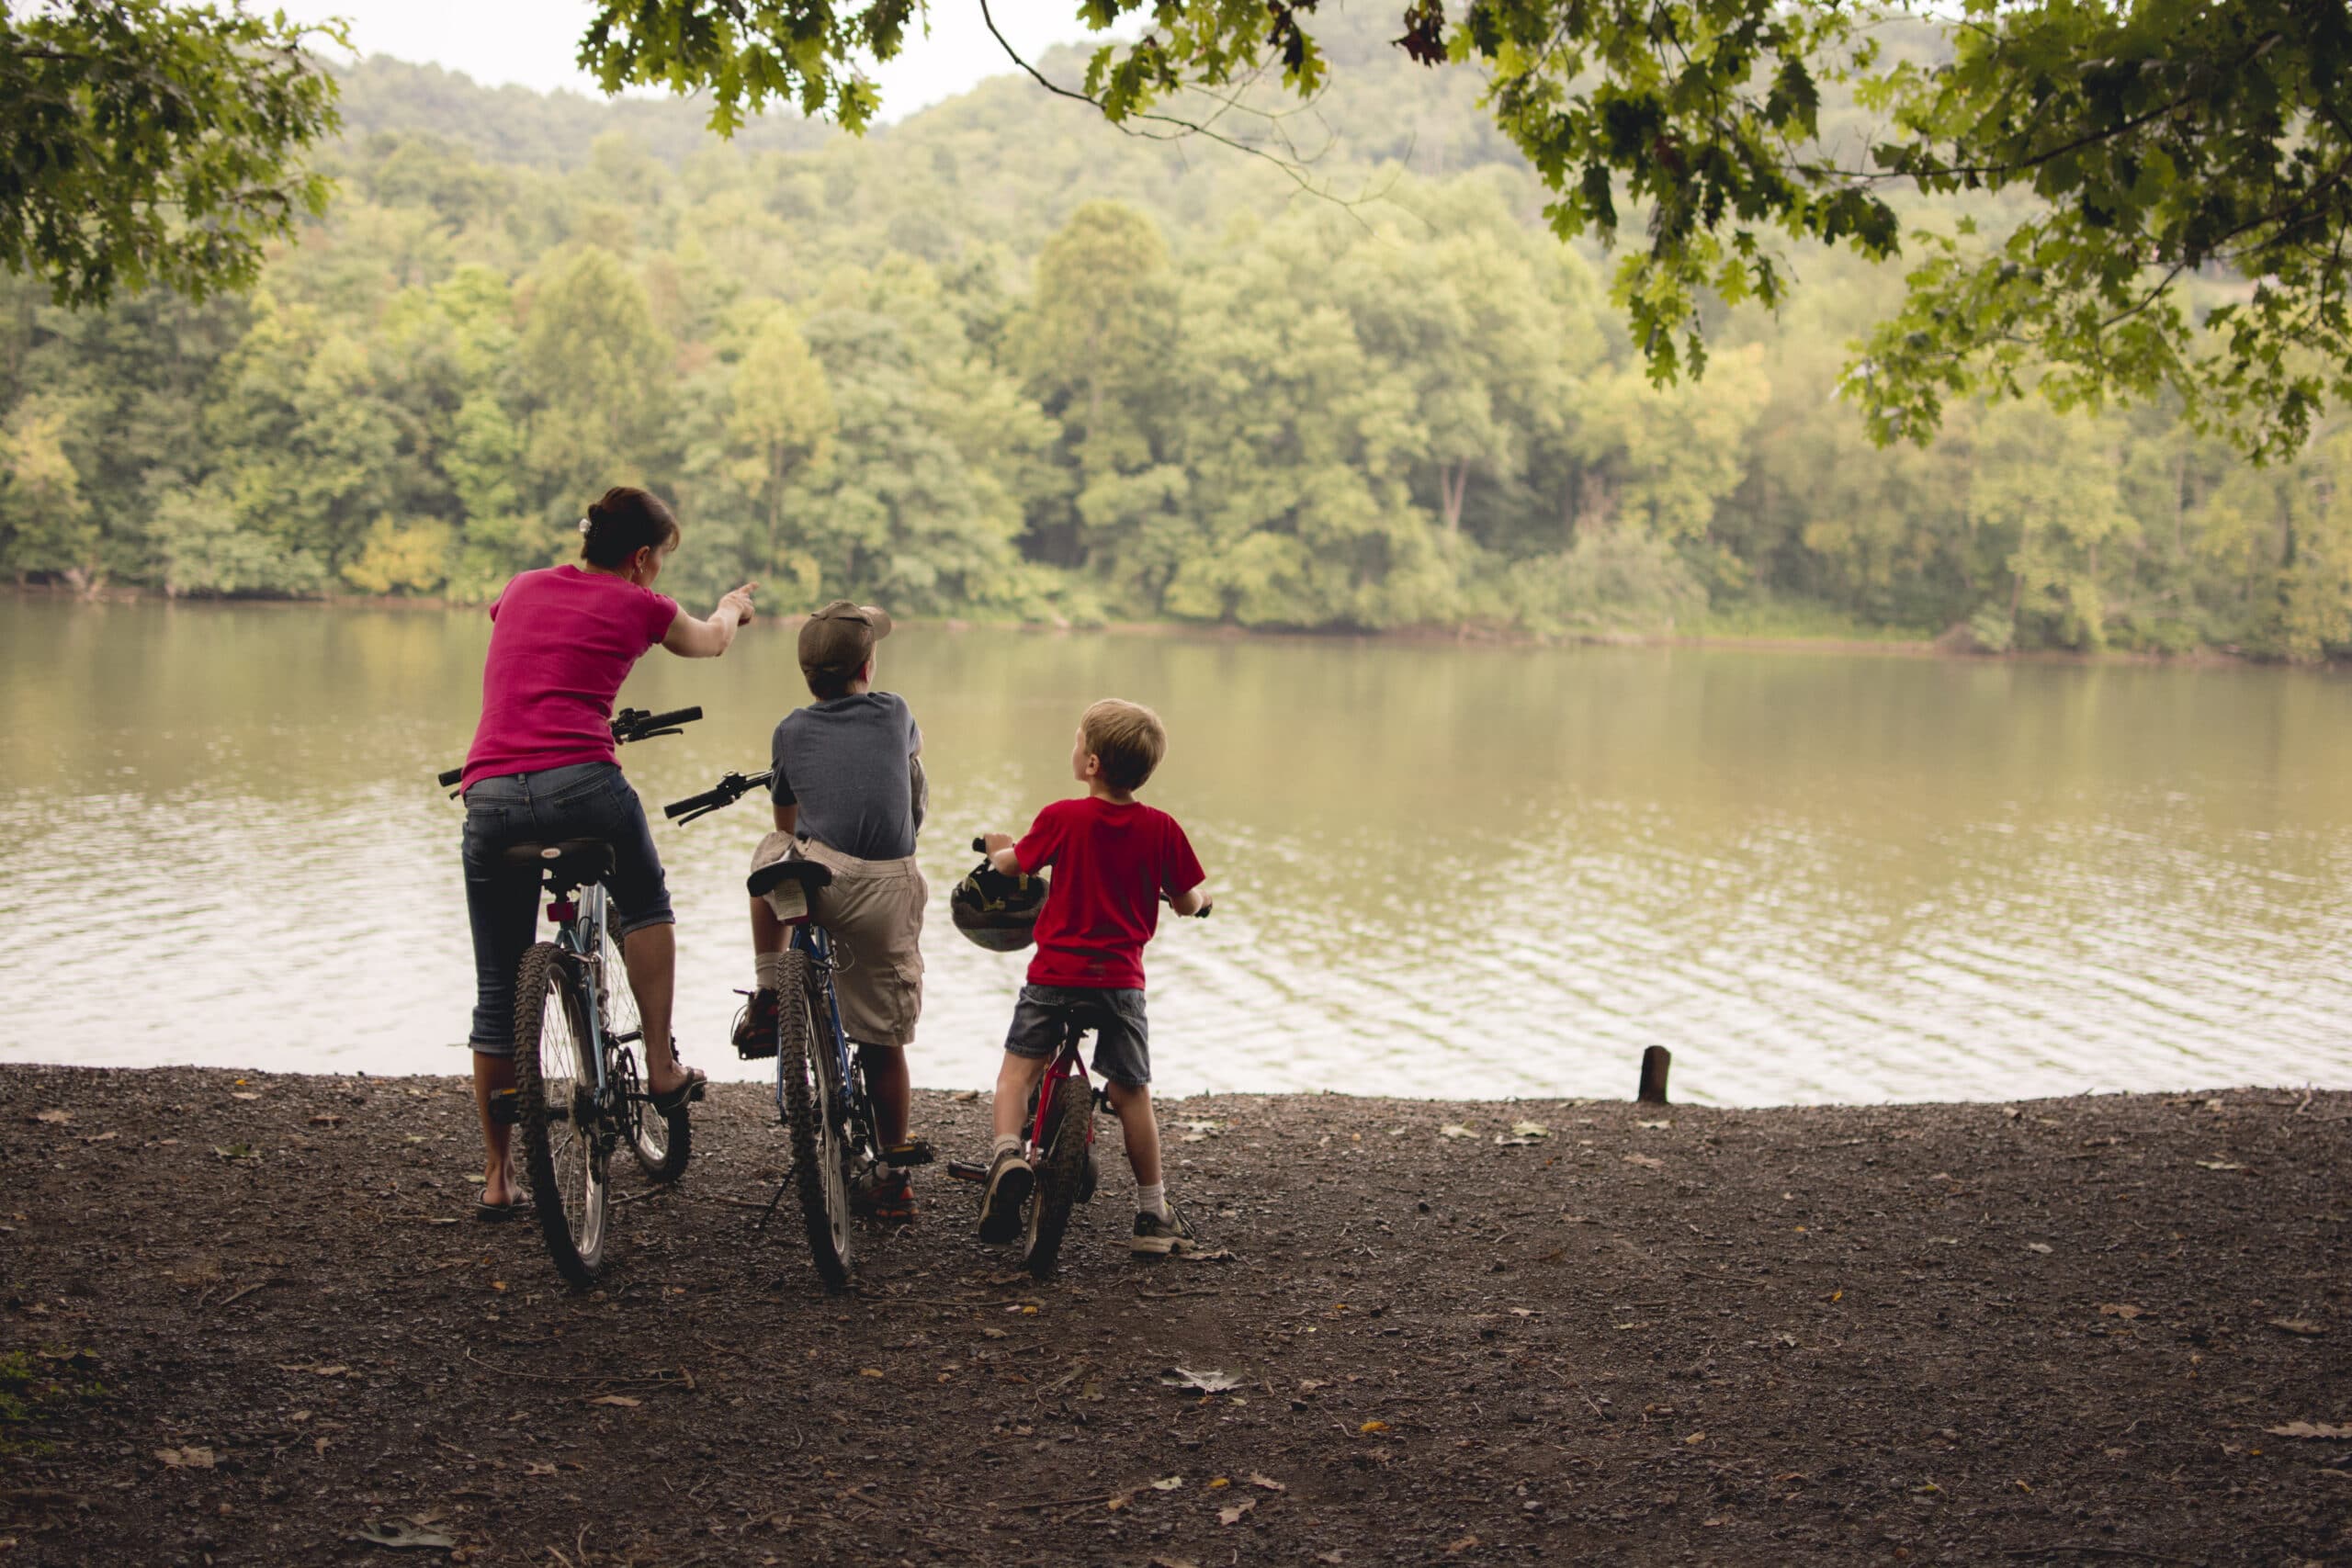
[481,1160,519,1208]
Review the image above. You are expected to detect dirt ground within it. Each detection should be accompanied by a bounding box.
[2,1066,2347,1566]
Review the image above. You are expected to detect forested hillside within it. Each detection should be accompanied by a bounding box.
[2,13,2346,659]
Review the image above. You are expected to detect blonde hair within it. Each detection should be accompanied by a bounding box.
[1081,698,1166,792]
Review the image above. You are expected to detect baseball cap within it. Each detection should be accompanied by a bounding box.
[797,600,894,682]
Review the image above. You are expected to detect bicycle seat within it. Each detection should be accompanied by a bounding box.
[747,856,833,900]
[501,840,614,886]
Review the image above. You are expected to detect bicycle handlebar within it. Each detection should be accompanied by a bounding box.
[437,706,705,792]
[662,768,775,823]
[968,834,1210,917]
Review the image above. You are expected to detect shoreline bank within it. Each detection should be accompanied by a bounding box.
[3,1065,2345,1563]
[10,582,2315,669]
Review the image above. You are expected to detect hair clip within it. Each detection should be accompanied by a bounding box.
[578,516,593,536]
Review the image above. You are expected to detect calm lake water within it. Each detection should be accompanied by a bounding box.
[3,597,2347,1105]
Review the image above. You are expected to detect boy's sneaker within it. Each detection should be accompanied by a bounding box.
[853,1166,916,1223]
[977,1148,1034,1245]
[1132,1201,1198,1257]
[730,987,780,1059]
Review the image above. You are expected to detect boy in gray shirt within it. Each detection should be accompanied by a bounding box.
[738,601,930,1219]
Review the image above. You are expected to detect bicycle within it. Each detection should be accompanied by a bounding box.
[437,705,706,1285]
[945,838,1210,1278]
[662,767,931,1292]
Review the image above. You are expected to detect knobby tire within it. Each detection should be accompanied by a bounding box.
[776,951,851,1291]
[604,923,689,1185]
[514,942,608,1287]
[1023,1076,1092,1277]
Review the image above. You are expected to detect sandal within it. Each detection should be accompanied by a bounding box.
[649,1065,708,1116]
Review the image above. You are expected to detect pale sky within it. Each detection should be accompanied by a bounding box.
[275,0,1110,121]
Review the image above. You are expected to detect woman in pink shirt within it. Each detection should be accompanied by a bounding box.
[459,487,755,1215]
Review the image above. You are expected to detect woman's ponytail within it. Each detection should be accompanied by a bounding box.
[579,487,681,569]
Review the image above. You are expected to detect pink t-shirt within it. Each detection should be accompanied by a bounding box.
[460,566,680,791]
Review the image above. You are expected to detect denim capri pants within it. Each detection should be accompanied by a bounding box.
[460,761,673,1055]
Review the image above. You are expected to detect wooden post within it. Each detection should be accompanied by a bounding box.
[1637,1046,1671,1106]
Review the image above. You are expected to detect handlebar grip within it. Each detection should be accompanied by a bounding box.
[972,836,989,853]
[639,705,702,732]
[437,766,464,788]
[663,785,732,820]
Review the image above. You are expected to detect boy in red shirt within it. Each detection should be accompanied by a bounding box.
[977,698,1212,1256]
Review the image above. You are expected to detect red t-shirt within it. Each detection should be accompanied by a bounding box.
[460,566,680,791]
[1015,796,1206,990]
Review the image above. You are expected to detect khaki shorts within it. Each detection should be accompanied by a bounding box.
[751,832,927,1049]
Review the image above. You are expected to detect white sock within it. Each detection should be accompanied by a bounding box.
[992,1134,1021,1159]
[755,952,786,991]
[1137,1181,1168,1220]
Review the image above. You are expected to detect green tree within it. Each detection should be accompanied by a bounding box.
[516,247,671,515]
[0,397,97,586]
[727,310,838,586]
[0,2,342,306]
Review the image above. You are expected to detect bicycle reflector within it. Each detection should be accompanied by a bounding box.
[949,861,1048,953]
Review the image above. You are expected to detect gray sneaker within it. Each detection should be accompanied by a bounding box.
[978,1148,1034,1245]
[1131,1200,1197,1256]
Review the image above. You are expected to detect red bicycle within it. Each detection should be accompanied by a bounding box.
[947,839,1209,1277]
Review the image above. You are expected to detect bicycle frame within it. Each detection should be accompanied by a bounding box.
[780,919,862,1135]
[544,881,613,1105]
[1034,1022,1098,1152]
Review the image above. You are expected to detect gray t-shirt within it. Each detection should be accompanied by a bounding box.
[769,692,922,862]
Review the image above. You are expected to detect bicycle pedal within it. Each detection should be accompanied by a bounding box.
[881,1140,935,1168]
[736,1040,778,1061]
[488,1089,523,1127]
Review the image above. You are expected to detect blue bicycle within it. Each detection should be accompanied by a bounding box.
[665,768,923,1290]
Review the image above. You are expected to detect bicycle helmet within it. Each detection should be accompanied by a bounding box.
[950,858,1049,952]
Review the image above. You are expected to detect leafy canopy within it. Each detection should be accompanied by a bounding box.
[0,2,345,306]
[582,0,2352,460]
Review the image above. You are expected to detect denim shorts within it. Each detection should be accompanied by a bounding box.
[1002,985,1150,1087]
[459,761,673,1055]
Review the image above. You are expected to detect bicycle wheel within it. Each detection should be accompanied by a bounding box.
[776,951,852,1290]
[604,926,689,1184]
[514,942,609,1286]
[1023,1075,1093,1277]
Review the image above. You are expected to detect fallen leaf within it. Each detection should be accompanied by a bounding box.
[1510,1121,1549,1138]
[351,1518,455,1551]
[1206,1477,1229,1490]
[1444,1537,1479,1555]
[586,1394,640,1407]
[1163,1367,1244,1394]
[33,1110,70,1125]
[979,1327,1008,1339]
[2196,1160,2246,1172]
[526,1461,557,1476]
[2098,1303,2143,1320]
[1685,1431,1707,1444]
[78,1132,117,1144]
[1439,1124,1476,1140]
[1249,1473,1287,1492]
[2267,1422,2352,1439]
[211,1144,257,1161]
[1636,1119,1671,1130]
[1358,1420,1390,1435]
[154,1447,215,1470]
[1623,1154,1664,1169]
[309,1114,345,1128]
[859,1367,885,1378]
[1318,1555,1344,1565]
[2025,1243,2053,1255]
[2269,1318,2326,1337]
[949,1089,979,1102]
[231,1092,260,1102]
[1219,1499,1255,1526]
[1149,1475,1184,1492]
